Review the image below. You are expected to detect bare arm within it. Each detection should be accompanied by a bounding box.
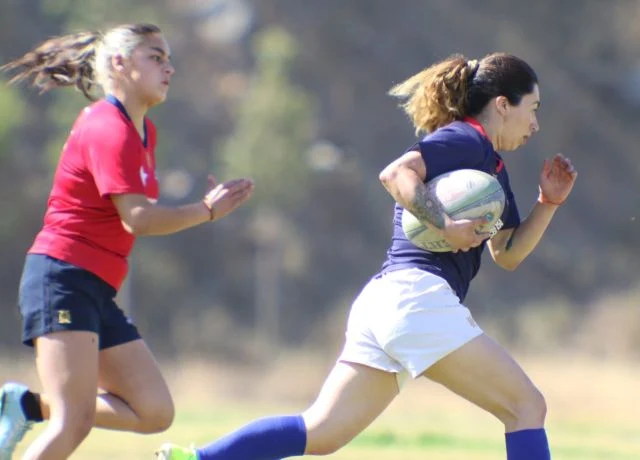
[488,202,558,270]
[379,150,487,251]
[489,153,577,270]
[112,176,254,237]
[112,194,211,236]
[378,150,447,229]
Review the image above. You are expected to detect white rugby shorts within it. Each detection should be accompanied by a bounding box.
[338,267,483,387]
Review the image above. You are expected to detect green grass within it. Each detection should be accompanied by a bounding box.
[9,353,640,459]
[13,396,640,459]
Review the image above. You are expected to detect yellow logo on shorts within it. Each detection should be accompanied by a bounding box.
[57,310,72,324]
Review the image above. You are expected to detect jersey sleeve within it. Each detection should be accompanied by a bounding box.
[82,121,146,198]
[409,126,486,181]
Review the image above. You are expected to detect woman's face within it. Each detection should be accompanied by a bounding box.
[118,33,175,107]
[499,84,540,151]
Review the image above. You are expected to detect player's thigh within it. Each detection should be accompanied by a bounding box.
[34,331,100,429]
[303,361,399,455]
[98,338,174,426]
[422,333,545,429]
[20,254,103,427]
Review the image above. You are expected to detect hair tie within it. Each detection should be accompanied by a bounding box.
[467,59,479,80]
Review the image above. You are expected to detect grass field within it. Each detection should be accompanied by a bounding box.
[5,352,640,459]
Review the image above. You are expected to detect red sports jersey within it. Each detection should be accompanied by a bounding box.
[29,98,159,290]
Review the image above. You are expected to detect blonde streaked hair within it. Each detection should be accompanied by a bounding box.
[389,52,538,135]
[1,23,161,100]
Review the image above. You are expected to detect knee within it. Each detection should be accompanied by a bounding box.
[51,407,95,448]
[134,396,175,434]
[497,386,547,430]
[517,386,547,424]
[67,417,94,446]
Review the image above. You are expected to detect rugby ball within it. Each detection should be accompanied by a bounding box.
[401,169,505,252]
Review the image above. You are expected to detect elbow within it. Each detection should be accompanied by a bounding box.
[498,256,521,271]
[493,248,522,271]
[113,197,155,236]
[121,221,146,236]
[501,261,520,272]
[378,165,398,190]
[120,215,151,237]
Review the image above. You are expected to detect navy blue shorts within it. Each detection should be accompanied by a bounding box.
[18,254,141,349]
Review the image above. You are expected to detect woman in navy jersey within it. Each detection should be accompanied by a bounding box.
[157,52,577,460]
[0,23,253,460]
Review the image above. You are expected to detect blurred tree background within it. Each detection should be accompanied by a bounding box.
[1,0,639,364]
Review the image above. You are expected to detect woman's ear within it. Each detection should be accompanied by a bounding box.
[111,54,125,72]
[495,95,509,116]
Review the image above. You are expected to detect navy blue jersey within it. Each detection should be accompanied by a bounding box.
[380,119,520,302]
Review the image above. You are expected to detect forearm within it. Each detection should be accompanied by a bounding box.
[124,201,211,236]
[383,167,447,229]
[500,200,559,266]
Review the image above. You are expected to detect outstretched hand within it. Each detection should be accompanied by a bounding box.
[539,154,577,205]
[203,174,254,221]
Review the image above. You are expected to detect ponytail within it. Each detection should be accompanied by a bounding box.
[1,31,102,100]
[389,54,478,135]
[390,52,538,136]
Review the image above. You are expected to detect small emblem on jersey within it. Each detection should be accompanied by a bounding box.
[57,310,72,325]
[140,166,149,186]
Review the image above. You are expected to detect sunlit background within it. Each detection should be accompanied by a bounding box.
[1,1,639,458]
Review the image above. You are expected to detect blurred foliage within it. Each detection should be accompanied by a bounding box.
[219,26,315,210]
[1,0,639,358]
[44,92,86,173]
[40,0,163,30]
[0,82,26,161]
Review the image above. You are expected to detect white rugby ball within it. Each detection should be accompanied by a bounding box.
[402,169,505,252]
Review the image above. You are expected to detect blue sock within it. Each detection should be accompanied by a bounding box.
[505,428,550,460]
[196,415,306,460]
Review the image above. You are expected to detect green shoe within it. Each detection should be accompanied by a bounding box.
[155,443,198,460]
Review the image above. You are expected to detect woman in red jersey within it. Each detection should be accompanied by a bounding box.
[0,23,253,460]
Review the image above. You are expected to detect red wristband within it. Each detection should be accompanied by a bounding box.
[537,194,564,206]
